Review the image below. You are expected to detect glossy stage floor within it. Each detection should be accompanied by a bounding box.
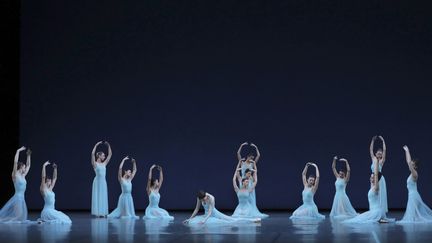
[1,211,431,242]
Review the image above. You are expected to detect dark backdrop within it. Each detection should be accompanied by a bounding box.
[6,0,432,210]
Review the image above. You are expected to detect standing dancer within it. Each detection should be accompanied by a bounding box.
[330,156,357,218]
[344,157,393,223]
[237,142,267,218]
[398,146,432,223]
[370,135,388,215]
[143,164,174,220]
[0,147,31,223]
[108,156,138,219]
[38,161,72,224]
[290,162,325,220]
[183,191,260,225]
[91,141,112,217]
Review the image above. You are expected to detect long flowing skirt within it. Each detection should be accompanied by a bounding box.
[39,208,72,224]
[144,206,174,220]
[398,191,432,223]
[107,193,138,219]
[0,194,28,223]
[330,192,358,219]
[92,177,108,216]
[290,203,325,220]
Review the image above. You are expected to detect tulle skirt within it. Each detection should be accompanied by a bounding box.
[343,208,390,224]
[92,177,108,216]
[248,191,269,218]
[0,194,28,223]
[378,176,388,213]
[290,203,325,220]
[144,206,174,220]
[39,208,72,224]
[108,193,138,219]
[398,191,432,223]
[330,192,358,219]
[188,208,259,225]
[232,202,268,219]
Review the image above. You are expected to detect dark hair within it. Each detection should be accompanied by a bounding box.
[197,190,206,199]
[413,159,420,168]
[18,162,25,169]
[308,175,316,179]
[96,152,104,159]
[150,178,157,187]
[376,148,383,153]
[247,153,255,159]
[241,178,249,183]
[244,169,252,174]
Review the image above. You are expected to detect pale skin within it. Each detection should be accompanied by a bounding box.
[233,162,258,193]
[118,156,137,182]
[237,142,261,165]
[40,161,57,195]
[302,162,320,194]
[403,145,418,181]
[370,135,387,167]
[370,155,380,193]
[332,156,351,182]
[146,164,163,196]
[183,193,215,225]
[91,141,112,168]
[12,146,31,181]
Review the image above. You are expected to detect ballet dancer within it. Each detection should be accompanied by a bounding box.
[290,162,325,220]
[143,164,173,220]
[38,161,71,224]
[108,156,138,219]
[398,145,432,223]
[91,141,112,217]
[0,147,31,223]
[330,156,357,218]
[183,190,260,225]
[369,135,388,214]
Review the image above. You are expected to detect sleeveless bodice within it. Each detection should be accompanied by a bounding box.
[43,190,56,209]
[14,175,27,196]
[241,162,254,178]
[237,190,250,204]
[121,179,132,194]
[302,188,314,204]
[407,175,417,193]
[370,161,383,172]
[335,178,346,192]
[95,163,106,177]
[149,191,160,207]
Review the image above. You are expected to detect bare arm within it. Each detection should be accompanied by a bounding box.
[302,163,309,187]
[332,156,338,178]
[40,161,50,192]
[104,141,112,165]
[201,195,215,223]
[185,198,201,222]
[251,143,260,164]
[23,149,31,176]
[237,142,247,161]
[232,167,240,192]
[340,158,350,182]
[403,145,418,180]
[12,146,26,178]
[130,159,137,180]
[91,141,102,168]
[147,164,156,195]
[370,136,376,160]
[311,163,320,193]
[373,157,379,192]
[51,163,58,190]
[250,163,258,192]
[118,156,128,181]
[158,165,163,188]
[379,136,387,164]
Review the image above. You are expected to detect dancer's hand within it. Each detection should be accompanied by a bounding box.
[241,142,248,146]
[403,145,409,151]
[18,146,26,152]
[333,156,338,160]
[183,219,190,224]
[52,163,57,169]
[43,161,50,167]
[26,149,32,156]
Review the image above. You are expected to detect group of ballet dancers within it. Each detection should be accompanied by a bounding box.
[1,135,432,225]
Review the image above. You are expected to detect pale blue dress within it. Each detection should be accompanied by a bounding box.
[188,196,259,225]
[290,187,325,220]
[92,163,108,216]
[240,162,268,218]
[39,190,72,224]
[344,188,383,223]
[398,175,432,223]
[143,191,174,220]
[330,178,357,219]
[108,179,138,219]
[0,175,28,223]
[371,162,388,213]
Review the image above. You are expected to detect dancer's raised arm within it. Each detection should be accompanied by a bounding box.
[118,156,128,181]
[378,136,387,163]
[237,142,248,161]
[249,163,258,192]
[403,145,418,180]
[340,158,351,182]
[146,164,156,195]
[157,165,163,188]
[24,149,31,176]
[302,163,309,187]
[40,161,50,191]
[104,141,112,165]
[130,158,137,180]
[370,136,377,160]
[251,143,260,164]
[233,166,241,192]
[372,157,379,192]
[51,163,58,190]
[311,163,320,193]
[12,146,26,179]
[91,141,102,168]
[332,156,338,178]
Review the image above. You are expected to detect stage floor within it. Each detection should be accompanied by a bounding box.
[0,211,431,242]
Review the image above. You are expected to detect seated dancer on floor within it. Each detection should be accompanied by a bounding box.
[183,190,261,225]
[330,156,357,219]
[108,156,138,219]
[38,161,72,224]
[290,162,325,220]
[397,145,432,223]
[143,164,174,220]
